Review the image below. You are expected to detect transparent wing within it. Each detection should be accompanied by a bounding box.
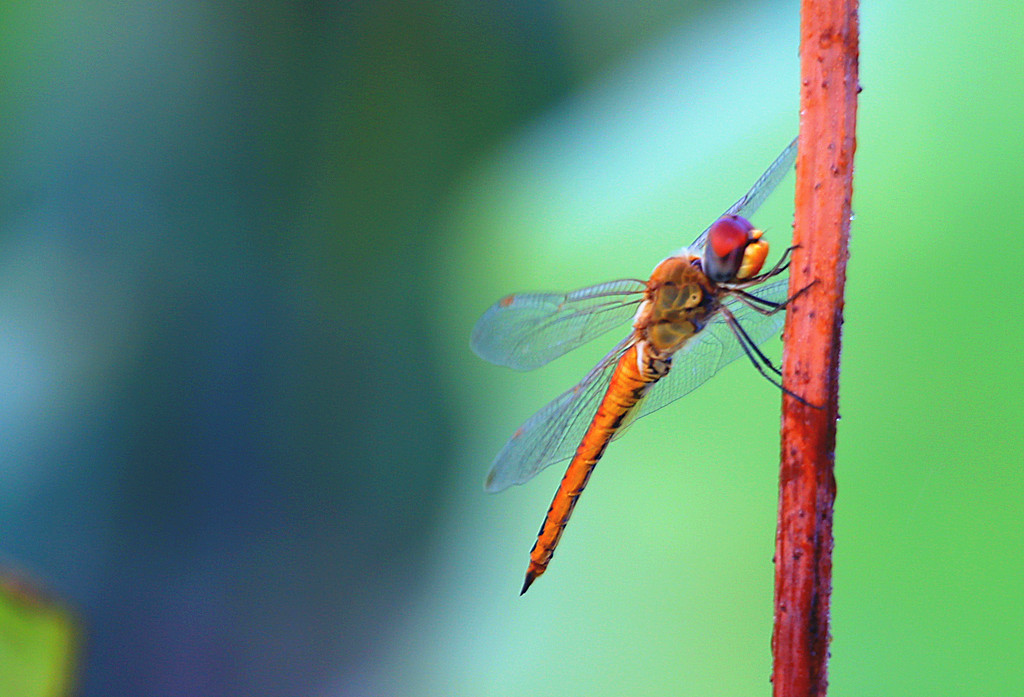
[629,276,791,420]
[471,279,646,371]
[484,279,791,492]
[689,138,798,256]
[484,335,634,492]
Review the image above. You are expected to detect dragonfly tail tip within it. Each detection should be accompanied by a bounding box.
[520,571,537,595]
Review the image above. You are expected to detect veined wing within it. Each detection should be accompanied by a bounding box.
[484,278,790,491]
[628,276,791,421]
[689,138,798,256]
[471,279,645,371]
[484,335,635,492]
[471,140,795,372]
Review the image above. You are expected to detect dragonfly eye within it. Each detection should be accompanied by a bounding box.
[703,215,767,282]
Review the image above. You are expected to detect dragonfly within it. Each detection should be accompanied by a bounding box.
[471,138,801,594]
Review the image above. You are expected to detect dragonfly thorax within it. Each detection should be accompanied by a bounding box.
[636,255,716,356]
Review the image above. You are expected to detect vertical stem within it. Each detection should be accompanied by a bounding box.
[773,1,858,696]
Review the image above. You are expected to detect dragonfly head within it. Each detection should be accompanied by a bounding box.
[703,215,769,283]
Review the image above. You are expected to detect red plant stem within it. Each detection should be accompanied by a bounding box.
[772,1,858,696]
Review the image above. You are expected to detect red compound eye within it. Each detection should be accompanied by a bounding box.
[708,216,753,258]
[704,215,757,283]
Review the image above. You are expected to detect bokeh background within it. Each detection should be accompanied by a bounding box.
[2,1,1022,695]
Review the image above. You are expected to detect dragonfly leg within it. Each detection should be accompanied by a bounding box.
[731,278,818,317]
[722,305,783,377]
[743,244,796,284]
[722,245,796,297]
[718,305,820,408]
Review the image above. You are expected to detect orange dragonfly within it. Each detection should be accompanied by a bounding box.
[471,138,801,594]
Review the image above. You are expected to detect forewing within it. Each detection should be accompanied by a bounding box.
[689,138,799,255]
[484,336,633,492]
[625,277,791,422]
[471,279,645,371]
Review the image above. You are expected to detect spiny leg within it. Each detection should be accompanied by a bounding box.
[718,305,819,408]
[731,278,818,317]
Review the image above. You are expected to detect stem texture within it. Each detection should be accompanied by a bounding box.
[772,0,858,695]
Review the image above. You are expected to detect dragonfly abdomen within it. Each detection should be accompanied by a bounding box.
[521,342,665,594]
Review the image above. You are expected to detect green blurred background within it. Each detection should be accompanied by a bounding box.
[2,1,1022,696]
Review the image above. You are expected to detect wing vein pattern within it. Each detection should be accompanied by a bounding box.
[471,279,645,371]
[485,277,790,491]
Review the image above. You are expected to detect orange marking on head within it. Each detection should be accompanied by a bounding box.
[737,238,770,279]
[499,295,515,308]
